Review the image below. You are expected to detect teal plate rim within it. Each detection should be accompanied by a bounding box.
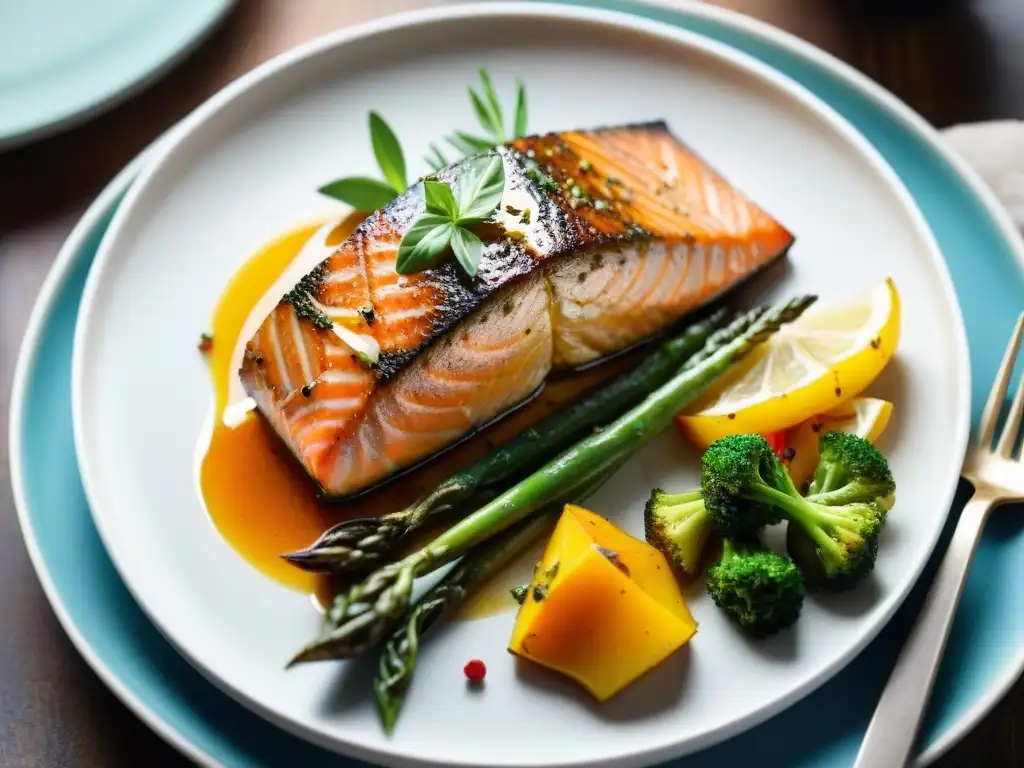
[0,0,234,151]
[9,2,1024,767]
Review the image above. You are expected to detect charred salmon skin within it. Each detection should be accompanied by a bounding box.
[241,122,795,498]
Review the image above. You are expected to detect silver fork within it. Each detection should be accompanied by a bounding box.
[853,312,1024,768]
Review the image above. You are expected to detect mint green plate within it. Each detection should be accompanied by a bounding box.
[9,1,1024,766]
[0,0,232,149]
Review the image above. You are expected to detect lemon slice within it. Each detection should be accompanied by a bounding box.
[784,397,894,489]
[677,278,900,448]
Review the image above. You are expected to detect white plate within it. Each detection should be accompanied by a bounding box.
[71,4,970,767]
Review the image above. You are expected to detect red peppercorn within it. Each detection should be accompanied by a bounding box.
[464,658,486,682]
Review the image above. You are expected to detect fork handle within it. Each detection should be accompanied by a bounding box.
[853,494,994,768]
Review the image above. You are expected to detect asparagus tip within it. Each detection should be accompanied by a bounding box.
[284,650,310,669]
[286,642,335,668]
[280,549,319,567]
[374,686,402,735]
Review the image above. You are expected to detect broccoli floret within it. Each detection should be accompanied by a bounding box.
[643,488,712,577]
[706,538,805,638]
[700,434,787,539]
[808,431,896,511]
[701,433,890,592]
[784,501,884,591]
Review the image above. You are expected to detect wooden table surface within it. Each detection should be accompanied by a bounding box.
[1,1,1022,765]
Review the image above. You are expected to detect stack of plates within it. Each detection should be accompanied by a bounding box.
[9,3,1024,766]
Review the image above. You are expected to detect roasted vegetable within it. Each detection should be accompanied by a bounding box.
[701,433,893,592]
[706,538,804,637]
[643,488,712,578]
[508,504,697,702]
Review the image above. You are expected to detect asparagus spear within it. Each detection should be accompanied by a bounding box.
[288,296,815,664]
[373,510,557,733]
[282,308,728,575]
[373,469,614,733]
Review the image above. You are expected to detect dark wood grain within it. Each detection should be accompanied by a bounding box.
[1,1,1022,765]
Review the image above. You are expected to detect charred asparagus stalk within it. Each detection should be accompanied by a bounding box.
[282,308,728,575]
[287,296,815,664]
[373,510,557,733]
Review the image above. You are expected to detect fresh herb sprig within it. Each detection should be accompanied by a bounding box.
[396,152,504,278]
[317,69,527,214]
[425,70,528,170]
[319,112,407,210]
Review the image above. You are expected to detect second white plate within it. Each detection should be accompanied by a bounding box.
[71,4,969,767]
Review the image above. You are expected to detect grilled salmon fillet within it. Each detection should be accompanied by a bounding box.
[241,122,794,498]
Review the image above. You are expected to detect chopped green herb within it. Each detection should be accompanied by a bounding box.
[511,584,529,605]
[526,167,558,193]
[520,208,532,224]
[578,159,592,173]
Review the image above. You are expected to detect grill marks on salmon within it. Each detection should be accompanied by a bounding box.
[240,122,795,497]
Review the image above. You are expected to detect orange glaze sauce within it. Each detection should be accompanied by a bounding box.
[198,215,635,614]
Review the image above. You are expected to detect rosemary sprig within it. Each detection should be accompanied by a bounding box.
[428,70,529,170]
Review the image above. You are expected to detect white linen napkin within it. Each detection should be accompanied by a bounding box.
[942,121,1024,231]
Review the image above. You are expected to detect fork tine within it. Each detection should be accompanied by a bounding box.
[978,312,1024,450]
[999,351,1024,458]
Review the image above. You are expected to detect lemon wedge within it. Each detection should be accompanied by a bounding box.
[784,397,894,489]
[677,278,900,448]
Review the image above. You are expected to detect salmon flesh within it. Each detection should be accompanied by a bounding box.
[241,122,795,498]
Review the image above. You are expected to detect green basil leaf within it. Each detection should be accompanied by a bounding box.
[514,78,527,138]
[369,112,407,192]
[455,153,505,222]
[451,227,484,278]
[396,214,455,274]
[478,69,504,142]
[318,176,397,210]
[424,180,459,219]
